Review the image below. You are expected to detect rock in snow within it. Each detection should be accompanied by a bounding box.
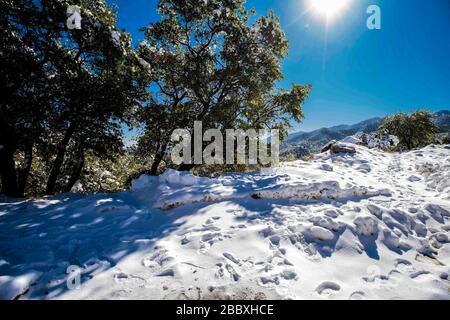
[330,143,356,154]
[320,140,337,153]
[321,141,356,154]
[0,144,449,300]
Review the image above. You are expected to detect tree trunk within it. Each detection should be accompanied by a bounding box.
[17,142,34,197]
[150,153,164,176]
[65,147,85,193]
[149,141,169,176]
[45,123,76,195]
[0,145,19,197]
[177,134,197,172]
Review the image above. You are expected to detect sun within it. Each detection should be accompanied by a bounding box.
[310,0,350,18]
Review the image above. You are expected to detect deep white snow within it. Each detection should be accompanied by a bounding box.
[1,144,449,300]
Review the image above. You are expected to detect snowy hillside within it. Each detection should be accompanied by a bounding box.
[1,144,450,300]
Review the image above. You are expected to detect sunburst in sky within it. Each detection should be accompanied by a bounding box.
[309,0,352,20]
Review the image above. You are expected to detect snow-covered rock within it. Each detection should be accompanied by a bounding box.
[321,141,356,154]
[320,140,337,153]
[330,143,356,154]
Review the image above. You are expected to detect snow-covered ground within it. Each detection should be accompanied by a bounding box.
[1,144,450,300]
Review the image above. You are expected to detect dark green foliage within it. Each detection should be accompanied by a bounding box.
[379,110,439,150]
[1,0,147,197]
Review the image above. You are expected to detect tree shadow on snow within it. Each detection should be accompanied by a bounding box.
[0,192,196,299]
[0,190,400,299]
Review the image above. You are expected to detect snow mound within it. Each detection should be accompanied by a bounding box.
[131,175,158,190]
[132,169,232,210]
[131,156,391,210]
[251,180,389,201]
[340,135,362,144]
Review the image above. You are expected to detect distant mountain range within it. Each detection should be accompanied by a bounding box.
[434,110,450,132]
[281,110,450,157]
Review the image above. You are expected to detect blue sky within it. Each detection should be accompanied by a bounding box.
[109,0,450,132]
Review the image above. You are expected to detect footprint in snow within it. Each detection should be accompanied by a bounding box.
[362,272,391,286]
[258,270,298,287]
[141,248,175,274]
[258,275,280,287]
[349,291,366,300]
[110,289,134,299]
[215,262,241,282]
[394,259,415,274]
[225,264,240,282]
[407,175,421,182]
[230,224,247,229]
[113,272,146,286]
[269,235,281,246]
[203,219,214,225]
[409,270,432,280]
[223,252,240,265]
[280,270,298,280]
[315,281,341,297]
[198,232,223,253]
[113,272,128,283]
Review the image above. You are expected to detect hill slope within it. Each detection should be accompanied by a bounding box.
[282,110,450,157]
[434,110,450,133]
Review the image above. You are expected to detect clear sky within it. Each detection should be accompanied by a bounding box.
[109,0,450,133]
